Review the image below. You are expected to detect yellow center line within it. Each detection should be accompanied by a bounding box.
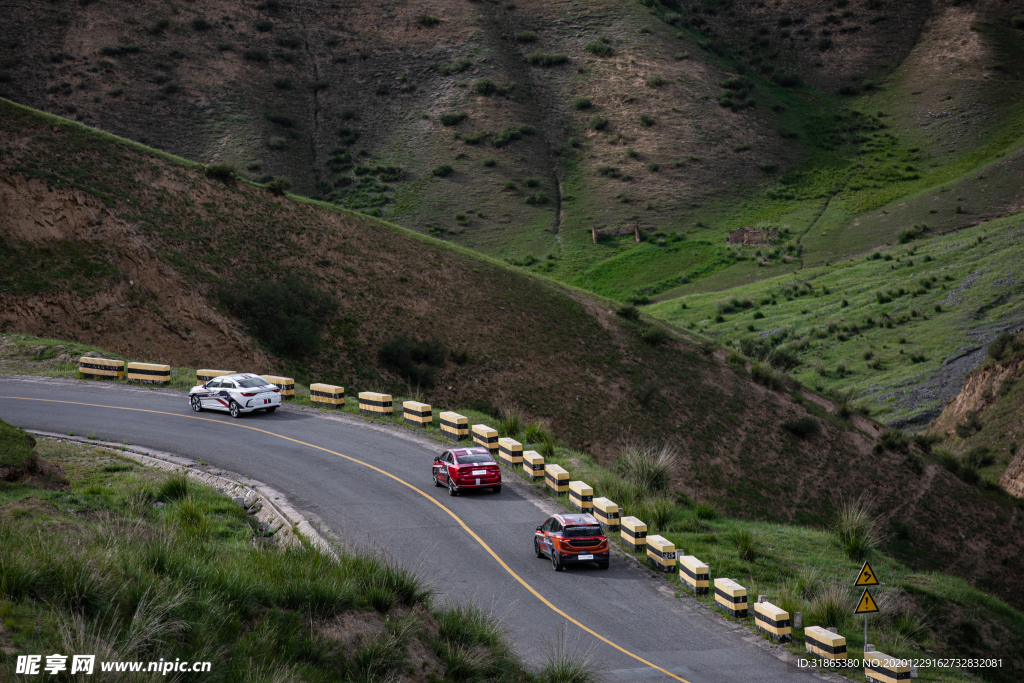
[1,396,694,683]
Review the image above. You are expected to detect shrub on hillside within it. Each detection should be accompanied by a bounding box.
[773,72,801,88]
[417,15,440,27]
[615,440,677,494]
[1012,16,1024,29]
[585,41,613,57]
[751,361,786,390]
[782,416,820,439]
[255,19,273,32]
[378,336,447,389]
[431,164,454,177]
[616,304,640,321]
[219,275,336,358]
[832,494,880,560]
[438,111,467,126]
[646,75,666,87]
[99,44,140,56]
[955,410,983,438]
[731,529,758,562]
[205,163,236,183]
[641,327,671,346]
[573,97,592,110]
[588,116,608,131]
[243,49,269,62]
[639,113,656,127]
[526,52,568,66]
[988,331,1019,361]
[515,31,538,42]
[474,78,496,95]
[191,17,212,31]
[265,177,292,195]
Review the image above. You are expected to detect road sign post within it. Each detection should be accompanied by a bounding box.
[854,561,880,650]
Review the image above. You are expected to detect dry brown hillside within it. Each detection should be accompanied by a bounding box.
[0,0,940,260]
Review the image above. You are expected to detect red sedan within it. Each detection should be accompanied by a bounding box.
[535,513,610,571]
[432,447,501,496]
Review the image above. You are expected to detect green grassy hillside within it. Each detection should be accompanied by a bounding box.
[646,213,1024,427]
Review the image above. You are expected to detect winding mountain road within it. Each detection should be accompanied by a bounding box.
[0,376,825,683]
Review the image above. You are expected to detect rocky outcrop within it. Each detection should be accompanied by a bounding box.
[1000,445,1024,498]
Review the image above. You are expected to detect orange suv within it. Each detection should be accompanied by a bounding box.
[534,513,610,571]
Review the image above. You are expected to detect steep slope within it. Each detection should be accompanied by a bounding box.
[4,99,1024,607]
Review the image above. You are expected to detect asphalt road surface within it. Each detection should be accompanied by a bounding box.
[0,376,826,683]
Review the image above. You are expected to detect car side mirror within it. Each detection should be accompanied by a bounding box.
[536,526,543,532]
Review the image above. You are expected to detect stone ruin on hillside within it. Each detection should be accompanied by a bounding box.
[592,223,640,244]
[727,226,779,246]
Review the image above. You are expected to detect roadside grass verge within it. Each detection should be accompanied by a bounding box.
[0,424,529,682]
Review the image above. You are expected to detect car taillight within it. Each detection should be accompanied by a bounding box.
[241,392,257,397]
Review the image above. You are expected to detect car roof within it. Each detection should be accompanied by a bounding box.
[448,447,492,456]
[216,373,268,382]
[553,513,599,526]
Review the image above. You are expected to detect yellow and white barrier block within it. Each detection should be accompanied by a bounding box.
[440,411,468,440]
[196,369,234,385]
[679,555,709,595]
[544,463,569,496]
[498,437,523,467]
[593,497,620,532]
[646,534,676,572]
[621,516,647,553]
[714,578,748,618]
[126,362,169,383]
[568,481,593,513]
[310,383,345,407]
[754,600,791,643]
[865,651,910,683]
[79,357,124,379]
[472,424,498,455]
[358,392,393,416]
[804,626,847,661]
[403,401,432,427]
[262,375,295,398]
[523,451,544,481]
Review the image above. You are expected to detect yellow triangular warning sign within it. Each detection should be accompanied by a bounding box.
[855,588,880,614]
[855,560,879,587]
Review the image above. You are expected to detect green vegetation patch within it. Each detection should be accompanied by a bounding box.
[571,240,734,301]
[0,236,119,296]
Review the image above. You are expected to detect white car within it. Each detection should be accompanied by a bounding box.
[189,373,282,418]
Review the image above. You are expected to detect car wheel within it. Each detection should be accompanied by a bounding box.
[433,472,442,487]
[551,551,564,572]
[493,485,501,494]
[190,396,203,412]
[448,480,458,496]
[265,406,277,413]
[229,401,241,419]
[535,538,544,558]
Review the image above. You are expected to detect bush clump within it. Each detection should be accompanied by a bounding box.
[431,164,454,177]
[438,111,467,126]
[205,163,236,183]
[585,41,613,57]
[219,274,336,358]
[526,52,568,66]
[378,336,447,388]
[782,416,821,439]
[265,177,292,195]
[573,96,592,110]
[515,31,538,42]
[417,15,440,27]
[474,78,496,96]
[615,440,678,494]
[832,494,880,560]
[588,116,608,131]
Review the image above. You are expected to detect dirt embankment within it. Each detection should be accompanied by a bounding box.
[0,172,268,369]
[929,357,1024,438]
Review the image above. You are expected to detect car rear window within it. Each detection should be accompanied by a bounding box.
[456,454,494,465]
[238,378,269,388]
[563,525,603,538]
